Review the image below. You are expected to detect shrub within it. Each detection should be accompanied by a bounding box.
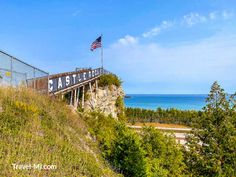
[98,74,122,87]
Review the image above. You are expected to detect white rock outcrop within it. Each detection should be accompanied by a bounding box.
[84,85,124,118]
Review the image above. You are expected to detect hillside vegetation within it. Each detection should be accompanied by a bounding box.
[0,87,185,177]
[0,87,120,176]
[1,81,235,177]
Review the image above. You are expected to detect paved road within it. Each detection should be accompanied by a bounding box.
[127,125,192,132]
[128,125,191,145]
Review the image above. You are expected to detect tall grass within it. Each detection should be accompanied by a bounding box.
[0,87,121,176]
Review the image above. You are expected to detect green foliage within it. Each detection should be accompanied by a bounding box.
[85,112,147,176]
[84,111,186,177]
[116,96,126,121]
[84,112,117,158]
[0,87,120,177]
[141,127,186,177]
[185,81,236,177]
[126,107,200,126]
[98,74,122,87]
[110,124,147,177]
[115,96,124,110]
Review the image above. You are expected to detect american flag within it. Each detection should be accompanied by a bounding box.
[90,36,102,51]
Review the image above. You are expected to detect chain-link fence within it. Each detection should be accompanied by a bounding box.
[0,50,49,87]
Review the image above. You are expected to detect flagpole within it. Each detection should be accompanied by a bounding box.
[101,34,103,70]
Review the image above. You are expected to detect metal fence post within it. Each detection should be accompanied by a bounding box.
[10,57,13,86]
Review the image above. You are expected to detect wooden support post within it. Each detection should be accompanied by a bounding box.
[89,82,93,95]
[82,85,85,108]
[89,82,94,108]
[74,88,77,107]
[61,94,64,100]
[76,88,80,107]
[70,90,73,105]
[95,80,98,98]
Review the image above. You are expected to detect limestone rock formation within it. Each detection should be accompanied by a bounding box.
[83,84,125,118]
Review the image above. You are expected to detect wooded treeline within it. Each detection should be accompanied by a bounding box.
[126,107,202,126]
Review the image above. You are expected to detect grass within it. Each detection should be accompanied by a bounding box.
[0,86,121,177]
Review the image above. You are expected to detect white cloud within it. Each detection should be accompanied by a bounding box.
[142,10,234,38]
[181,10,234,26]
[117,35,138,46]
[182,12,207,26]
[105,34,236,93]
[142,20,174,38]
[101,9,236,93]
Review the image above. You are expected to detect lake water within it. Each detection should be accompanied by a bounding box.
[124,94,208,110]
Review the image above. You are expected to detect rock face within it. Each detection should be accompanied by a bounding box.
[84,84,125,119]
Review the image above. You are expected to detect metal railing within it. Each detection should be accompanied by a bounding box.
[102,68,112,75]
[0,50,49,86]
[26,67,113,94]
[48,68,104,94]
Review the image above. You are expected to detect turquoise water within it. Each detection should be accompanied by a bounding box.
[124,94,208,110]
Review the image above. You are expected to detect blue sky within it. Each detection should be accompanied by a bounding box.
[0,0,236,94]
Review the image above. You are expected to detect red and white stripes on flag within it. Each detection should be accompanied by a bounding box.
[90,36,102,51]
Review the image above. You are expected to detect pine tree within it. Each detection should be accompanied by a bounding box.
[185,81,236,176]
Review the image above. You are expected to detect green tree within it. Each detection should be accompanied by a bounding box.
[141,127,186,177]
[110,124,147,177]
[185,81,236,177]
